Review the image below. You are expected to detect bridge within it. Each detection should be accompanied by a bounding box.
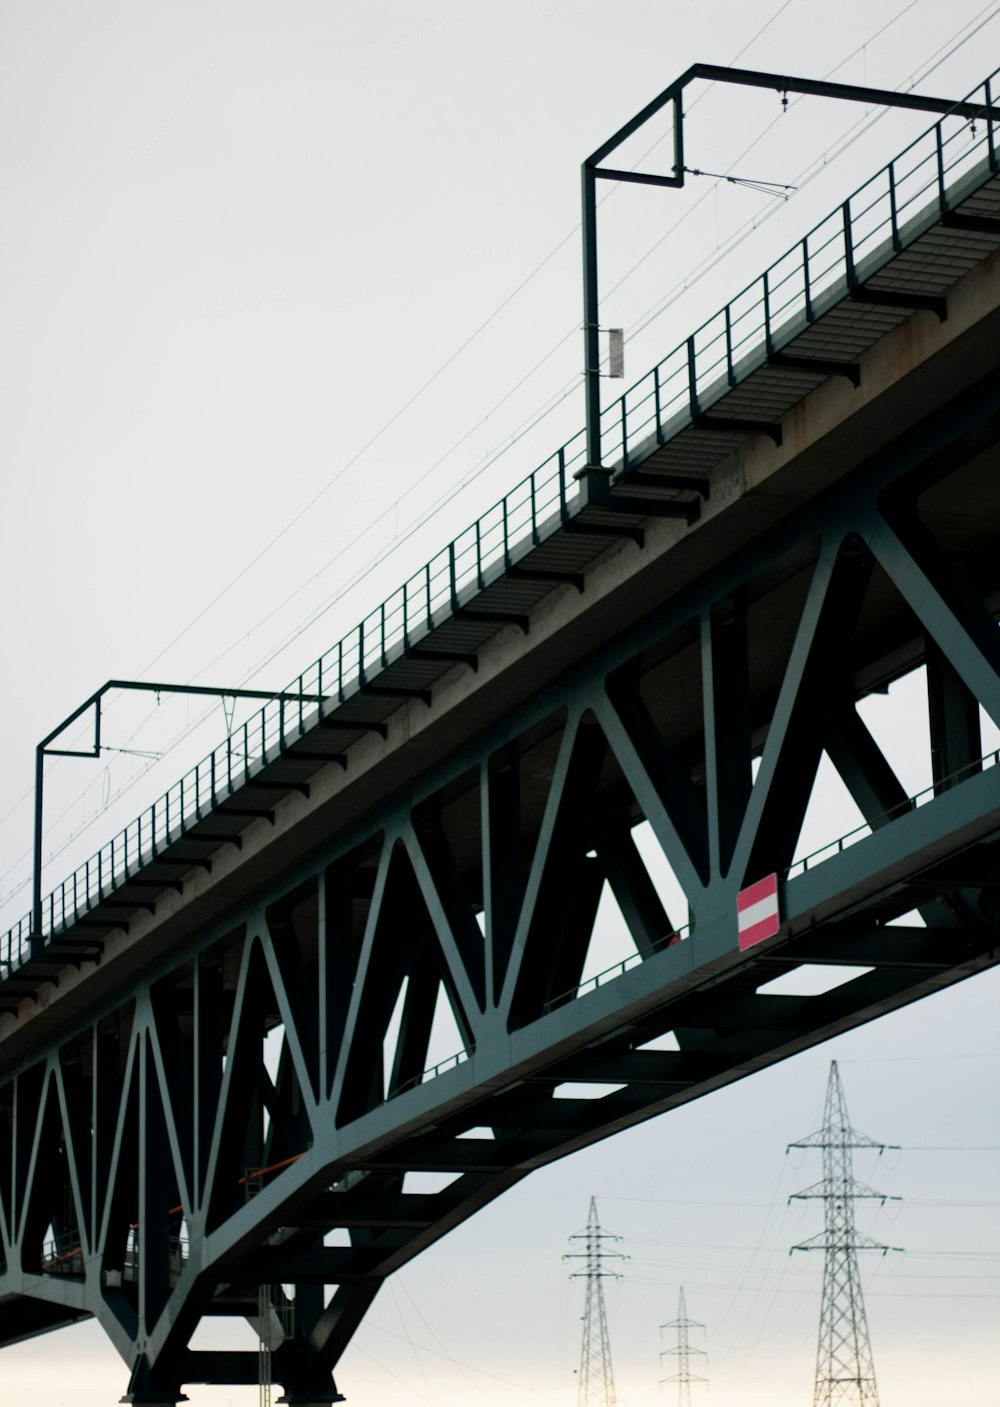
[1,66,1000,1405]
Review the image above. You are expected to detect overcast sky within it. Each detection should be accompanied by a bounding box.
[0,3,998,1405]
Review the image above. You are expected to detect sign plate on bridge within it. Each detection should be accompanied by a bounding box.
[737,874,781,950]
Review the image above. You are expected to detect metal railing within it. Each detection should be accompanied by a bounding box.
[1,427,589,970]
[394,1044,474,1097]
[602,72,998,470]
[544,925,693,1014]
[39,1228,85,1276]
[784,745,1000,881]
[4,68,998,978]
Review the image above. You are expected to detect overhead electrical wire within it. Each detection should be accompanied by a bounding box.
[129,0,802,691]
[0,0,810,893]
[57,0,806,694]
[623,0,1000,343]
[4,0,995,918]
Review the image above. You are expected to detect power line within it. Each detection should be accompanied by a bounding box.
[131,6,1000,702]
[0,2,804,822]
[626,3,1000,346]
[6,4,996,928]
[362,1319,565,1400]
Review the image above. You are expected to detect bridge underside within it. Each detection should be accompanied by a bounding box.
[2,99,1000,1402]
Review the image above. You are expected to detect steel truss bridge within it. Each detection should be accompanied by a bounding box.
[1,68,1000,1406]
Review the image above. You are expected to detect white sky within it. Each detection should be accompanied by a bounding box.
[0,2,998,1404]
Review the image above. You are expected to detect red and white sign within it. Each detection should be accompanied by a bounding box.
[737,874,781,951]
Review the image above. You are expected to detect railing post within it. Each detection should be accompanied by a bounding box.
[402,581,410,650]
[502,495,510,568]
[724,304,736,383]
[298,673,304,734]
[988,78,997,173]
[888,161,901,252]
[620,394,628,471]
[448,541,458,612]
[802,238,813,323]
[380,601,387,669]
[530,476,539,547]
[654,363,663,441]
[686,335,700,418]
[338,638,345,703]
[195,762,202,819]
[935,121,947,214]
[763,269,773,355]
[843,200,856,288]
[425,562,433,631]
[558,447,568,523]
[358,621,366,687]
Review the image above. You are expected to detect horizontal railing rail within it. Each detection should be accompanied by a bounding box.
[4,67,997,979]
[543,925,694,1014]
[784,745,1000,881]
[606,76,998,470]
[394,1045,475,1096]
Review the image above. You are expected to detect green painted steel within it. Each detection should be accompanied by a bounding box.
[0,363,998,1399]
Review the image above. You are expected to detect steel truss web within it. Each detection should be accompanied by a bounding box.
[0,371,997,1400]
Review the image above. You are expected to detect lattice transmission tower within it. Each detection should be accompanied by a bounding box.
[660,1286,707,1407]
[565,1196,626,1407]
[789,1061,899,1407]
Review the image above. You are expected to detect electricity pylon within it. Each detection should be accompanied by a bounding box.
[789,1061,900,1407]
[565,1196,626,1407]
[660,1286,707,1407]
